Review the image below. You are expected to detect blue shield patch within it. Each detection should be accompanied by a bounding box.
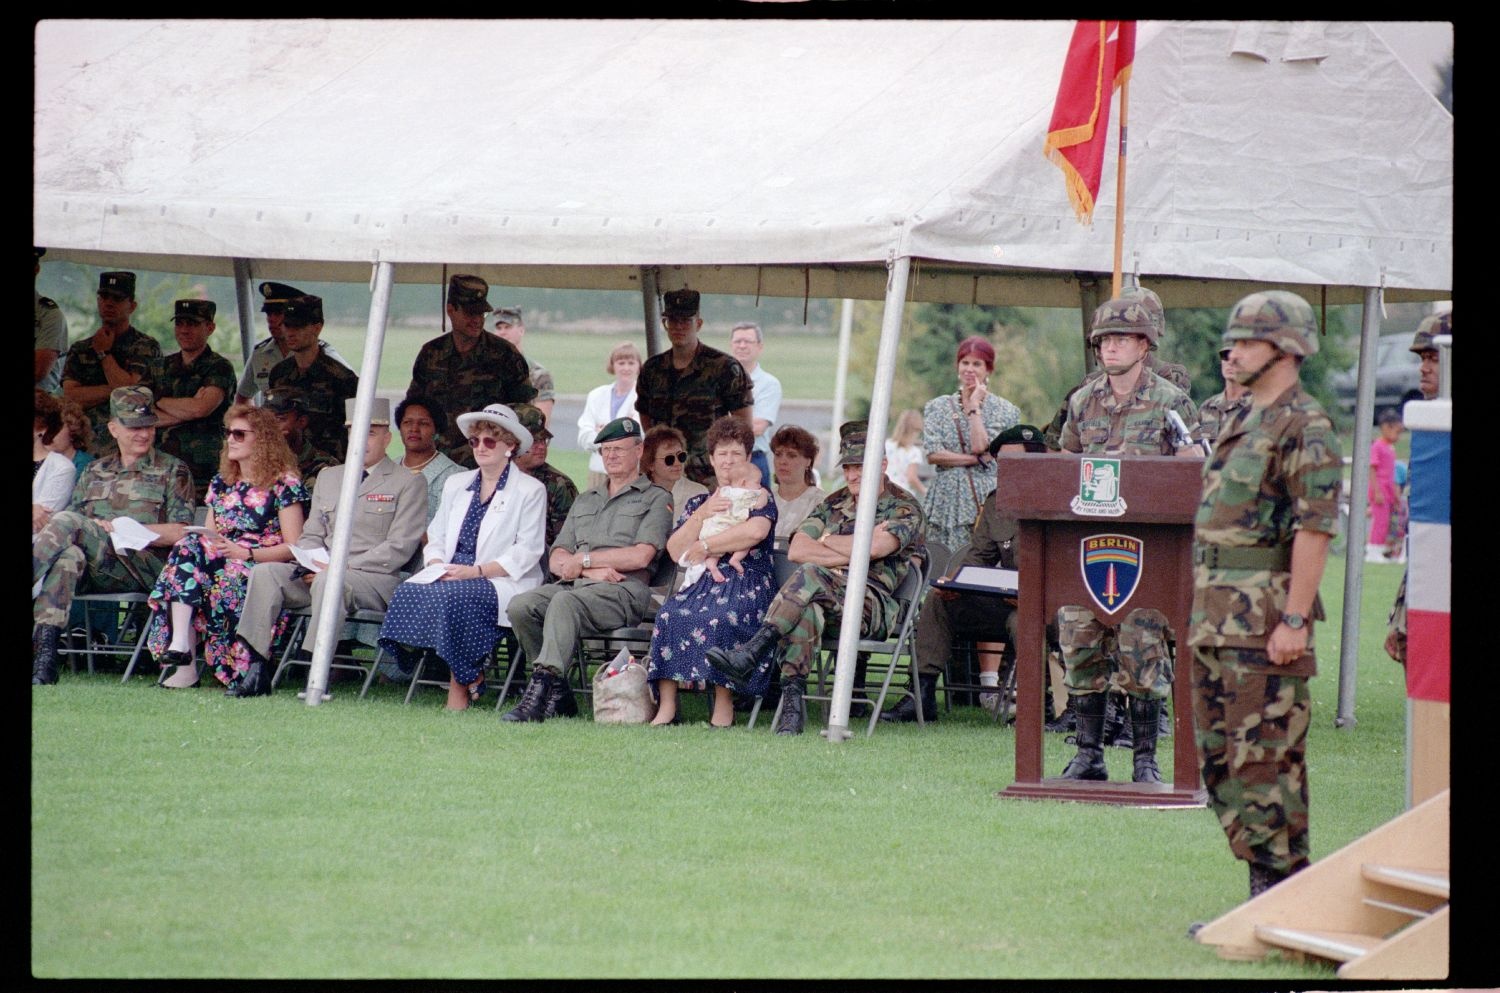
[1080,534,1143,616]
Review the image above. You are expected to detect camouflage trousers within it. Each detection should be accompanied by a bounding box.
[1056,605,1173,700]
[763,563,898,679]
[32,511,162,629]
[1192,646,1311,875]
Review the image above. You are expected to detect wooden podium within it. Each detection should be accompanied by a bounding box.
[993,452,1207,806]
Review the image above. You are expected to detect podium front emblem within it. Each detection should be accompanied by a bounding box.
[1080,534,1142,615]
[1070,457,1126,517]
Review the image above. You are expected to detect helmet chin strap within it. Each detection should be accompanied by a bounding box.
[1103,354,1144,377]
[1233,349,1280,387]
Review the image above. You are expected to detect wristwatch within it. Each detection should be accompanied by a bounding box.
[1282,613,1307,630]
[582,551,592,569]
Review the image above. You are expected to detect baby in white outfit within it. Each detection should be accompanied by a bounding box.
[680,463,769,586]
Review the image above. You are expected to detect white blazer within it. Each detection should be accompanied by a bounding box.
[33,451,77,514]
[423,467,547,623]
[577,381,639,474]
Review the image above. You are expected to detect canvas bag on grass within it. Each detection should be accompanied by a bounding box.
[591,647,657,724]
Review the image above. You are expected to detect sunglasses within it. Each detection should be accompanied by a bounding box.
[467,435,501,450]
[224,428,254,441]
[660,453,685,466]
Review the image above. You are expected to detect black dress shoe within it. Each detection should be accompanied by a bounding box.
[226,660,271,698]
[156,649,194,687]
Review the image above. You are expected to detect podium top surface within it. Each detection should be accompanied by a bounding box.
[994,453,1204,523]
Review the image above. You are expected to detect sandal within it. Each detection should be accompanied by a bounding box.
[466,678,487,704]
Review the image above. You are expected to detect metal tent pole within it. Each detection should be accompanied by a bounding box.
[231,258,257,369]
[640,266,664,357]
[829,298,854,477]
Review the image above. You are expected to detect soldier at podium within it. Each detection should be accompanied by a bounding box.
[1057,294,1200,784]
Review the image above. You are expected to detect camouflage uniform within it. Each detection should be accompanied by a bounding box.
[1044,352,1193,450]
[526,357,556,407]
[1196,389,1251,448]
[762,479,925,678]
[156,346,237,498]
[32,448,196,628]
[527,460,579,550]
[292,435,340,494]
[35,290,68,395]
[236,335,350,404]
[61,326,163,456]
[406,333,536,466]
[635,343,754,486]
[268,348,359,462]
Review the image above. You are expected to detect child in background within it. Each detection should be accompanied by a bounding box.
[884,408,928,496]
[679,462,769,586]
[1366,408,1403,563]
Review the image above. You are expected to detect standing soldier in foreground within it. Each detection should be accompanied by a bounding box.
[1189,291,1341,904]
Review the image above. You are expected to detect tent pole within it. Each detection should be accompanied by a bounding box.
[823,254,910,743]
[303,259,395,707]
[1335,284,1382,728]
[640,266,664,357]
[829,298,854,476]
[231,258,257,370]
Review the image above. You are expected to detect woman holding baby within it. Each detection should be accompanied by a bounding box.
[644,416,778,728]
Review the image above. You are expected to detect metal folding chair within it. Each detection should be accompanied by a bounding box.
[270,607,390,697]
[58,592,156,681]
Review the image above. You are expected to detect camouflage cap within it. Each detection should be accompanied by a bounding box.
[986,423,1047,455]
[1090,293,1163,345]
[594,416,643,445]
[447,274,492,312]
[344,397,392,426]
[1222,290,1320,357]
[172,299,216,323]
[258,281,306,311]
[262,387,310,415]
[508,402,551,442]
[662,289,700,319]
[110,385,157,428]
[283,295,324,327]
[1409,309,1452,354]
[98,271,136,298]
[494,306,524,326]
[838,419,868,466]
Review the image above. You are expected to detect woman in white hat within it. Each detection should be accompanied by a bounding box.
[378,404,547,709]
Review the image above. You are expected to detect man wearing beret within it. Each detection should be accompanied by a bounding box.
[62,271,164,457]
[268,295,360,462]
[407,274,536,468]
[635,289,754,487]
[31,386,196,685]
[883,424,1047,723]
[502,416,672,722]
[34,247,68,395]
[493,307,556,427]
[234,281,351,406]
[707,421,926,735]
[509,402,577,553]
[154,299,237,500]
[264,387,339,493]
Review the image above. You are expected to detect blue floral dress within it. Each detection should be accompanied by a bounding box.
[146,471,308,686]
[646,494,778,697]
[379,469,505,687]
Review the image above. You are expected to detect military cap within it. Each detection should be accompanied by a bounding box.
[262,387,310,414]
[258,281,306,311]
[494,306,524,326]
[172,299,216,323]
[283,294,324,327]
[344,397,392,426]
[447,274,493,312]
[1409,309,1452,354]
[594,416,643,445]
[98,271,136,298]
[838,420,869,465]
[1222,290,1320,357]
[508,402,551,443]
[986,423,1047,455]
[456,403,534,456]
[110,385,157,428]
[1090,293,1163,345]
[662,289,700,319]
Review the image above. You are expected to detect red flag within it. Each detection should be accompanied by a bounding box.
[1044,21,1136,224]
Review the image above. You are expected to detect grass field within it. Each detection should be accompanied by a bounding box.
[30,557,1416,980]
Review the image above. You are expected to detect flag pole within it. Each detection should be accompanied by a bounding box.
[1111,74,1129,298]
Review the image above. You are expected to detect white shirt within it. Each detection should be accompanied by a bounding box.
[33,451,77,520]
[748,364,782,456]
[577,381,640,474]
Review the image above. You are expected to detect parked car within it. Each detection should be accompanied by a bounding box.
[1330,334,1422,420]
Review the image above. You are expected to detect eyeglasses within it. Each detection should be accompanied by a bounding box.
[224,428,254,441]
[467,435,500,450]
[660,453,685,466]
[600,443,637,458]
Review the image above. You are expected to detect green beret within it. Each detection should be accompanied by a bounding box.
[987,423,1047,455]
[595,417,642,444]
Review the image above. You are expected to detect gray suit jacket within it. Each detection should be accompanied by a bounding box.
[300,456,428,576]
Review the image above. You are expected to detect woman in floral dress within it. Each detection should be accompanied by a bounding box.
[147,404,306,694]
[646,417,778,727]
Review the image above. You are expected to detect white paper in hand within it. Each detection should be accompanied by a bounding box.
[290,545,331,573]
[403,564,448,585]
[108,517,158,554]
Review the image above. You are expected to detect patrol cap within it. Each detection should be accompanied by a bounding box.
[456,403,533,456]
[262,387,310,415]
[662,289,700,319]
[494,306,524,326]
[344,397,392,426]
[447,274,492,312]
[508,402,551,444]
[1222,290,1320,357]
[283,295,324,327]
[986,423,1047,455]
[1409,309,1452,354]
[258,281,305,312]
[110,385,157,428]
[172,299,216,323]
[594,416,643,445]
[98,271,136,299]
[1090,293,1163,345]
[837,420,868,466]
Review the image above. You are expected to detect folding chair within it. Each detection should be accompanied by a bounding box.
[58,592,156,681]
[402,633,517,706]
[270,607,390,696]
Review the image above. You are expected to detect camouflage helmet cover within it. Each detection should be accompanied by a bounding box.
[1221,290,1320,357]
[1409,309,1451,354]
[1090,292,1163,346]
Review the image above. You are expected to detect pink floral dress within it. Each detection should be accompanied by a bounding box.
[146,471,308,685]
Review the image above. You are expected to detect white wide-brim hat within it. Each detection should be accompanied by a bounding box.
[455,403,533,456]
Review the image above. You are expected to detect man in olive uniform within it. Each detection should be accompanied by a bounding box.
[503,417,672,723]
[406,275,536,467]
[1056,293,1201,784]
[708,421,926,736]
[264,387,338,493]
[882,423,1048,723]
[31,385,195,684]
[509,402,578,551]
[234,281,352,405]
[154,299,237,500]
[1196,345,1251,448]
[493,307,556,426]
[62,271,164,456]
[267,294,359,462]
[34,247,68,394]
[635,289,754,487]
[1189,290,1342,902]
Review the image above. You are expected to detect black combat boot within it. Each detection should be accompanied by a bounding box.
[1044,693,1075,733]
[32,625,63,686]
[1128,696,1162,784]
[775,675,807,735]
[1102,691,1133,748]
[878,670,939,723]
[542,671,578,718]
[1059,692,1108,780]
[1249,862,1291,898]
[706,624,782,682]
[1159,699,1173,737]
[501,667,560,722]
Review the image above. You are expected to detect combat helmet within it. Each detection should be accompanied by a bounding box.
[1221,290,1320,357]
[1409,309,1452,354]
[1090,288,1164,346]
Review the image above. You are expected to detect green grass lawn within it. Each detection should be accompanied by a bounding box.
[31,559,1413,979]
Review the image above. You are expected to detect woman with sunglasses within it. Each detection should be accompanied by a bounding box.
[378,404,546,710]
[642,425,707,518]
[146,404,307,692]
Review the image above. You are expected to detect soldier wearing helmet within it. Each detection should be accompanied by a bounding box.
[1054,294,1201,787]
[1187,289,1343,909]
